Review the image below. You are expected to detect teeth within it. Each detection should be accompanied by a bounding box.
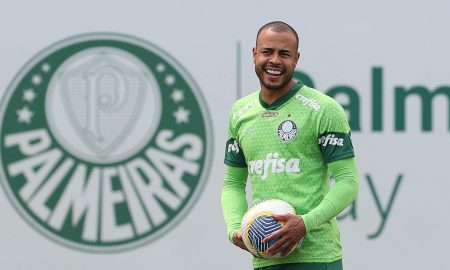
[266,69,282,75]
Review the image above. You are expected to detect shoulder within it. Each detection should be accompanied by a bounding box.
[297,85,344,114]
[299,86,351,132]
[229,91,259,121]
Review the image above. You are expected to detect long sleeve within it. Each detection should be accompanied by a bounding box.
[221,165,249,241]
[301,157,358,232]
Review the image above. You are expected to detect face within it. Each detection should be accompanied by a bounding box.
[253,28,300,92]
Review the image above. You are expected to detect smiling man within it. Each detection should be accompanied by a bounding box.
[221,21,359,270]
[254,22,299,101]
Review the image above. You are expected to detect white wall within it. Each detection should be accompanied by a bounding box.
[0,1,449,269]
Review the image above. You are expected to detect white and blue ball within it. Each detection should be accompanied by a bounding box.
[240,199,301,258]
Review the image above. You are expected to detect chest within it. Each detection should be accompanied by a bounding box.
[236,105,320,160]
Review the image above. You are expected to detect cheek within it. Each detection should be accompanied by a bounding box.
[286,60,297,69]
[256,56,269,65]
[254,59,264,68]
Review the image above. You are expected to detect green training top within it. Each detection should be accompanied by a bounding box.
[222,81,355,267]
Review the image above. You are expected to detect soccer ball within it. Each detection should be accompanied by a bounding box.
[240,199,302,258]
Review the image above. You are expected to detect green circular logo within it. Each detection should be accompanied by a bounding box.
[0,33,213,252]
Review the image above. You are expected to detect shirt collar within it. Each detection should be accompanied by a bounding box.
[259,81,304,110]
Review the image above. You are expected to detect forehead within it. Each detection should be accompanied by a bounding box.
[256,28,297,51]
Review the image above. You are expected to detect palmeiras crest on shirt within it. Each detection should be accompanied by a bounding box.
[277,120,298,141]
[0,33,213,252]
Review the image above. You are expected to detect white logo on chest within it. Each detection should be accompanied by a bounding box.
[248,153,300,180]
[278,120,297,141]
[296,94,321,111]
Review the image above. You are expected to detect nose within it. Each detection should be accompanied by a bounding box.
[269,53,282,65]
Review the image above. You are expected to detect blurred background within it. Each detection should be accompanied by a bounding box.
[0,1,449,269]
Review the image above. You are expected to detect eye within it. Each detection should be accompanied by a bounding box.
[260,49,273,55]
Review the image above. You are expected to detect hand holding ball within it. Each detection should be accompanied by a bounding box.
[240,199,303,258]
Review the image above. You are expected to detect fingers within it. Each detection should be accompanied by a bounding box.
[262,214,291,243]
[263,214,304,256]
[232,231,248,251]
[280,242,296,257]
[266,235,284,255]
[263,226,282,243]
[265,234,298,256]
[272,213,290,221]
[264,226,288,255]
[234,230,242,240]
[236,241,248,251]
[262,213,294,244]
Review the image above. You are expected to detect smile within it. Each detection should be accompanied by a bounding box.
[265,68,283,75]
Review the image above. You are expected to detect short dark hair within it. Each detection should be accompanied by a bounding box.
[256,21,299,51]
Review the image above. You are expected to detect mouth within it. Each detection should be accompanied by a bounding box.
[264,68,283,76]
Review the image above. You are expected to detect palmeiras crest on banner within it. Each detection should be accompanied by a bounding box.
[0,33,213,252]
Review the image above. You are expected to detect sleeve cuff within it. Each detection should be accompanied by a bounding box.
[300,214,312,233]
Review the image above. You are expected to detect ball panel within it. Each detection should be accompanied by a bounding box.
[248,215,281,256]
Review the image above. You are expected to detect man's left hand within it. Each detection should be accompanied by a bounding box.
[263,214,306,257]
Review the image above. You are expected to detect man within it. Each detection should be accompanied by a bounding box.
[221,21,359,270]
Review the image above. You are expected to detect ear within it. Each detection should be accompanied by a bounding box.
[295,51,300,65]
[252,47,257,63]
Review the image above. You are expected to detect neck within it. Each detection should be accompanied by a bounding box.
[260,80,297,105]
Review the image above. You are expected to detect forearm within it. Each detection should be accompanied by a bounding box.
[301,157,359,232]
[221,165,249,241]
